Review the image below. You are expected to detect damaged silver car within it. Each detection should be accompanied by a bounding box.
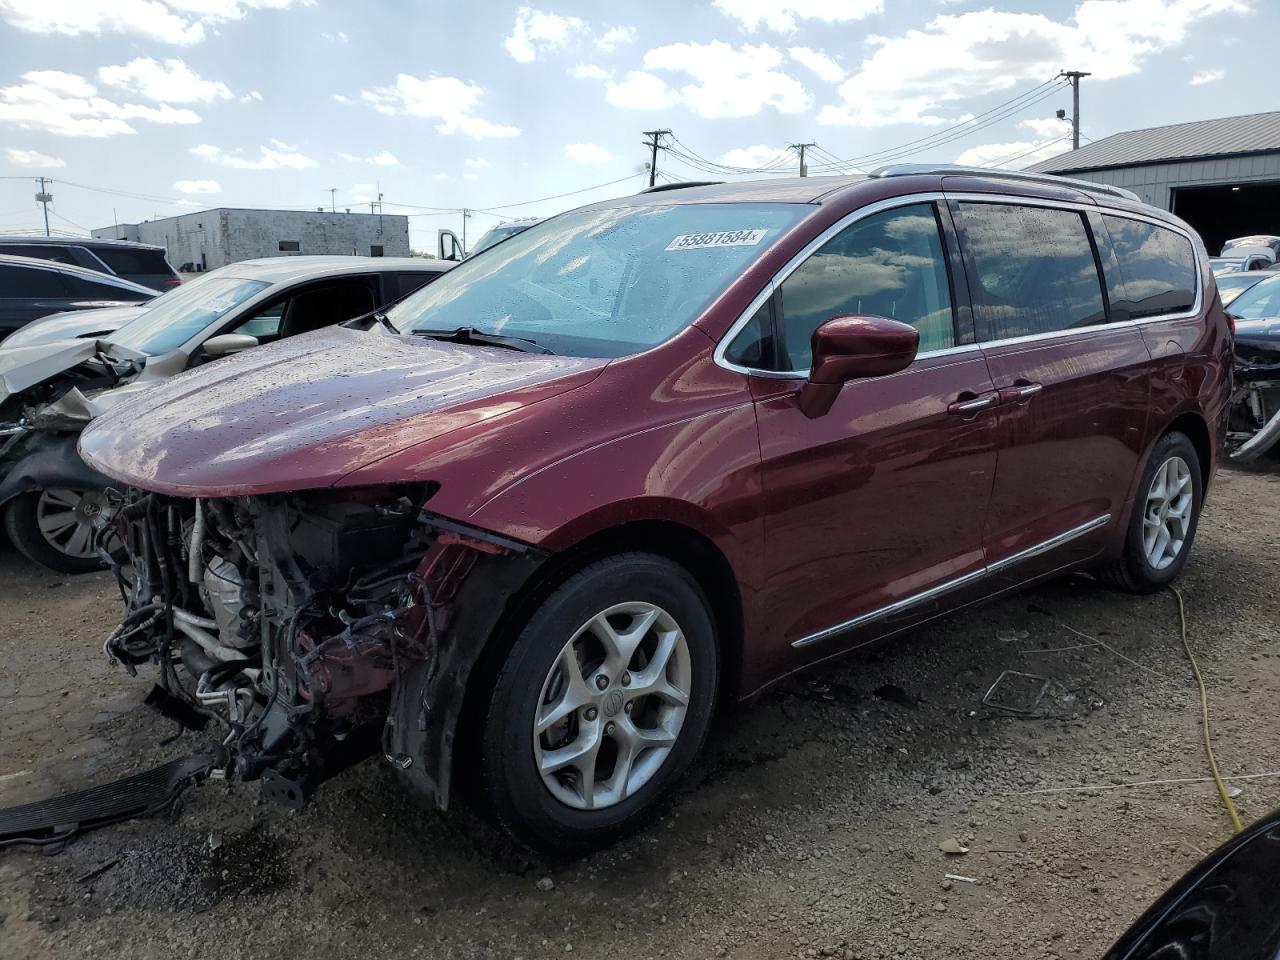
[0,256,452,572]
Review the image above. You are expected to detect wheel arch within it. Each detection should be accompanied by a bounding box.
[1164,410,1213,493]
[449,518,746,794]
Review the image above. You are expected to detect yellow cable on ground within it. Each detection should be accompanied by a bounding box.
[1170,585,1244,833]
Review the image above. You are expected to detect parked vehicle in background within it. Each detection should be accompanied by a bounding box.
[468,218,541,257]
[1213,268,1278,306]
[0,255,155,340]
[1222,234,1280,258]
[0,236,180,291]
[0,256,453,573]
[78,167,1228,854]
[1209,254,1274,276]
[1220,272,1280,462]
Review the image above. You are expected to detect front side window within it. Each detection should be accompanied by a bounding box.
[776,203,954,370]
[108,274,269,355]
[959,202,1106,340]
[387,202,810,358]
[1103,216,1197,319]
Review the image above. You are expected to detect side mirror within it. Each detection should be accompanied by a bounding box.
[437,229,463,262]
[202,333,259,358]
[798,314,920,418]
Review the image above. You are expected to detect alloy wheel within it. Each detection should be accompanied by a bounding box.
[1142,455,1193,571]
[36,488,117,561]
[532,601,691,811]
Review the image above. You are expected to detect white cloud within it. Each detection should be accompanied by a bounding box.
[642,40,810,118]
[504,7,585,63]
[192,141,317,169]
[7,147,65,168]
[339,150,400,166]
[432,172,450,181]
[573,63,610,80]
[565,142,614,164]
[721,144,793,168]
[98,57,232,103]
[605,70,674,110]
[321,30,348,41]
[788,46,845,83]
[1190,67,1225,84]
[173,178,221,193]
[819,0,1249,128]
[714,0,883,33]
[464,157,492,168]
[360,74,520,138]
[1020,115,1074,138]
[0,70,201,137]
[597,25,636,52]
[332,93,350,103]
[268,137,297,151]
[0,0,314,46]
[240,90,263,102]
[954,138,1072,169]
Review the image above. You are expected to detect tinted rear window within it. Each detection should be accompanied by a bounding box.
[1103,216,1197,319]
[92,246,172,276]
[0,243,77,264]
[0,263,68,297]
[958,202,1106,340]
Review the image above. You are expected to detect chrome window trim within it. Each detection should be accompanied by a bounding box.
[791,513,1111,649]
[714,189,1203,378]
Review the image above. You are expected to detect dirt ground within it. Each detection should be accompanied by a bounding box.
[1,465,1278,960]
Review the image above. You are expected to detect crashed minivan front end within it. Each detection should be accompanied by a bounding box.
[105,484,545,807]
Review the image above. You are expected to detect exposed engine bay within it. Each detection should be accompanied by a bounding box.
[101,485,545,809]
[1228,320,1280,463]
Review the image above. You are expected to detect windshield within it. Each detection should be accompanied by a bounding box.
[386,202,809,358]
[1215,272,1269,305]
[107,274,270,355]
[1226,276,1280,320]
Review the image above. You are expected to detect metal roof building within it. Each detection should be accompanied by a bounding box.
[1028,111,1280,255]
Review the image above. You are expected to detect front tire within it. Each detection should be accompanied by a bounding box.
[479,553,718,855]
[3,488,117,574]
[1099,431,1203,593]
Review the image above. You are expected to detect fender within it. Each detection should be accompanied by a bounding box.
[0,432,115,507]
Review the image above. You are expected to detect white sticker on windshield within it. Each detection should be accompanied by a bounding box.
[665,229,769,252]
[199,297,237,312]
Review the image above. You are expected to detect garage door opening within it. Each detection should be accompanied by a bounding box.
[1172,181,1280,256]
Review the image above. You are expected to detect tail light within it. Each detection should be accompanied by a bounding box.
[164,278,182,287]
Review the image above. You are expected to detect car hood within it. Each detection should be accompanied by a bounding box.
[0,338,145,404]
[2,305,148,349]
[79,326,609,497]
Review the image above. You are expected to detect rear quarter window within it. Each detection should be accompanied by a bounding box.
[1102,215,1197,319]
[92,247,173,276]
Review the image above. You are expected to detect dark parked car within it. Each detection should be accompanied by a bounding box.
[0,256,453,573]
[1219,272,1280,461]
[0,237,180,291]
[0,254,155,340]
[78,166,1230,853]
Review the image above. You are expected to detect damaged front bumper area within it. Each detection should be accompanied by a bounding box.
[104,486,545,809]
[1229,338,1280,463]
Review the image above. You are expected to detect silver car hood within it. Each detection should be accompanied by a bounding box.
[0,339,147,408]
[2,305,149,349]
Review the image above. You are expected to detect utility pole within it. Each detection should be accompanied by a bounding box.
[461,208,471,252]
[790,142,816,177]
[641,129,671,187]
[328,187,337,213]
[35,176,52,237]
[1057,70,1090,150]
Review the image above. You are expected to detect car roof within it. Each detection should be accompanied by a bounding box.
[0,253,156,293]
[213,256,453,284]
[0,234,165,252]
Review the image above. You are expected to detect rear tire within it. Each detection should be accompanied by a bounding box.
[1098,431,1202,593]
[3,488,115,575]
[478,553,718,855]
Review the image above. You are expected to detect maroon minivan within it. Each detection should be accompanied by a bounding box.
[78,167,1231,852]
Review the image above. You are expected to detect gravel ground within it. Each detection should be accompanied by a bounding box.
[1,465,1278,960]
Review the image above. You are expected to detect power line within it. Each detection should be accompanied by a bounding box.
[641,129,671,188]
[474,173,644,212]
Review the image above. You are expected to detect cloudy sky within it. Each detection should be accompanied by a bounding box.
[0,0,1268,250]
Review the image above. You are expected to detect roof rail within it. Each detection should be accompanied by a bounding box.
[637,180,723,194]
[868,163,1142,203]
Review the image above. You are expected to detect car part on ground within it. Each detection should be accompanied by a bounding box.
[73,170,1229,852]
[0,256,454,573]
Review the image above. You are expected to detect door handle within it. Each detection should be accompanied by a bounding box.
[997,382,1043,403]
[947,392,998,415]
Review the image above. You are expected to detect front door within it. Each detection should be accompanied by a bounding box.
[950,199,1151,584]
[745,201,999,673]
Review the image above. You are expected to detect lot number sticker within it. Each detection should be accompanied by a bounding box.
[666,229,769,251]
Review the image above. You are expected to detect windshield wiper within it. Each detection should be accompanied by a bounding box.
[412,326,552,355]
[373,311,400,334]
